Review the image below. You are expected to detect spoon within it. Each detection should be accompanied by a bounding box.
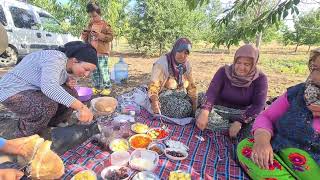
[158,109,168,130]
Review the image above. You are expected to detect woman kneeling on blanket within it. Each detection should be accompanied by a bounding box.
[237,48,320,179]
[196,44,268,137]
[148,38,197,119]
[0,41,96,138]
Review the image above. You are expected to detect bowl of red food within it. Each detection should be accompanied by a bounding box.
[147,128,169,141]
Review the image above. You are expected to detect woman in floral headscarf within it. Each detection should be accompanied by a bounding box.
[236,48,320,180]
[196,44,268,137]
[148,38,197,119]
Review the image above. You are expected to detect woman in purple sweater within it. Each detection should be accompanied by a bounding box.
[196,44,268,137]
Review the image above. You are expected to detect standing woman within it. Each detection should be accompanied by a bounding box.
[196,44,268,137]
[148,38,197,119]
[0,41,97,137]
[81,2,114,96]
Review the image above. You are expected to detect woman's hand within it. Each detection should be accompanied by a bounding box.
[66,77,77,89]
[308,103,320,117]
[151,100,161,114]
[77,105,93,123]
[252,129,273,169]
[196,110,209,130]
[0,169,24,180]
[229,121,242,138]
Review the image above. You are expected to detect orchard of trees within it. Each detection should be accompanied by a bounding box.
[26,0,320,55]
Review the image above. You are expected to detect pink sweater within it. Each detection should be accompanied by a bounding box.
[252,92,320,136]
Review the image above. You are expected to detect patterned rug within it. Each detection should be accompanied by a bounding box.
[61,108,249,180]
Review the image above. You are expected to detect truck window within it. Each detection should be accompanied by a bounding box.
[9,6,39,29]
[38,12,62,33]
[0,5,7,26]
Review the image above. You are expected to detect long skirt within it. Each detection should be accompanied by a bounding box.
[195,105,246,130]
[159,89,193,118]
[237,138,320,180]
[91,55,111,89]
[1,85,77,137]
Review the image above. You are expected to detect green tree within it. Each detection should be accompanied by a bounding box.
[128,0,208,56]
[30,0,130,39]
[186,0,301,48]
[282,10,320,52]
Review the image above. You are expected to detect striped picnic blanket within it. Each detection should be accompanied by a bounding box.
[61,108,249,180]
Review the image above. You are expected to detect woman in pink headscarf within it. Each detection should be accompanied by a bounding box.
[148,38,197,119]
[196,44,268,137]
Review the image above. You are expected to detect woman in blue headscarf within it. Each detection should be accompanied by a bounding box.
[148,38,197,119]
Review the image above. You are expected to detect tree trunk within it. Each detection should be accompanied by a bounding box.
[295,43,299,52]
[307,45,311,53]
[255,31,263,48]
[159,43,163,56]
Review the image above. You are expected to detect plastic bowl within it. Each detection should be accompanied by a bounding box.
[91,97,118,115]
[71,170,97,180]
[129,149,159,171]
[100,166,132,180]
[147,142,165,156]
[111,151,130,166]
[128,134,153,149]
[109,139,130,152]
[76,86,93,102]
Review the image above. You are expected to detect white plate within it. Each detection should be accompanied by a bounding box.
[100,166,132,180]
[165,140,189,152]
[164,148,188,161]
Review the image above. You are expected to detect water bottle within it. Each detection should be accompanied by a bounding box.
[129,110,136,123]
[114,56,128,84]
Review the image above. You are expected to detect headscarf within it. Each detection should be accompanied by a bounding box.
[224,44,260,87]
[58,41,98,66]
[305,48,320,106]
[166,38,192,87]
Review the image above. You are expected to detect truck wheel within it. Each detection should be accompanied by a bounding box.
[0,46,18,67]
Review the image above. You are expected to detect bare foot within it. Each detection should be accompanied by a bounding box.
[229,121,242,138]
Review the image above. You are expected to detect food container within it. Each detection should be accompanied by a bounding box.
[165,140,189,152]
[131,123,149,134]
[147,128,169,141]
[75,86,93,102]
[169,170,191,180]
[71,170,97,180]
[129,149,159,171]
[100,166,132,180]
[132,171,160,180]
[128,134,152,149]
[110,151,130,166]
[147,142,165,156]
[109,139,130,152]
[91,97,118,116]
[164,148,188,161]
